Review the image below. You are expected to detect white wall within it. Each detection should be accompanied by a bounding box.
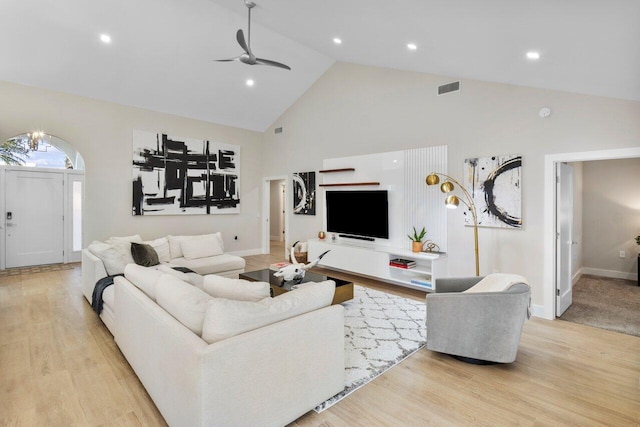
[0,80,263,254]
[269,180,284,240]
[582,158,640,279]
[260,62,640,306]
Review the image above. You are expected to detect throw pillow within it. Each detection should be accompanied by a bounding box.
[180,235,224,260]
[88,240,127,276]
[202,275,270,301]
[123,264,163,300]
[201,280,335,344]
[155,274,212,335]
[144,237,171,263]
[131,242,160,267]
[105,234,143,244]
[167,233,224,259]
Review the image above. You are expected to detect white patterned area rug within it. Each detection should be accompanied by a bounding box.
[314,285,426,412]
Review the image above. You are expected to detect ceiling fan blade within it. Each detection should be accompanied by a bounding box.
[255,57,291,70]
[236,29,250,54]
[215,58,239,62]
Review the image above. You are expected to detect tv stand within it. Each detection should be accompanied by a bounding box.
[338,234,375,242]
[308,239,447,292]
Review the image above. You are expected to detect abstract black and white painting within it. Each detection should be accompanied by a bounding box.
[463,155,522,228]
[292,171,315,215]
[132,130,240,216]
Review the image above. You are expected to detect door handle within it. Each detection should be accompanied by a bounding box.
[571,241,578,245]
[6,223,14,227]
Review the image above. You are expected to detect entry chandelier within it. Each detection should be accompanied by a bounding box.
[426,172,480,276]
[26,131,48,151]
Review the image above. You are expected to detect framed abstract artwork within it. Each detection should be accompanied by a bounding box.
[292,171,316,215]
[132,130,240,215]
[463,155,522,228]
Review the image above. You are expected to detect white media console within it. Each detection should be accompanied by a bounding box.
[308,238,447,292]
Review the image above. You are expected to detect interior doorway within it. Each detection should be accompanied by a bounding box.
[0,133,85,269]
[543,146,640,321]
[262,175,289,257]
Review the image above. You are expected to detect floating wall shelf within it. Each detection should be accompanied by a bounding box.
[319,182,380,187]
[318,168,356,173]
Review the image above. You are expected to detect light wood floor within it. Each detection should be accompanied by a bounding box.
[1,248,639,426]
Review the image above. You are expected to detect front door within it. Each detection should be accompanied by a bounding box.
[5,170,64,268]
[556,162,574,316]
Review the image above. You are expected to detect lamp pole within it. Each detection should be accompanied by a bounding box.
[426,173,480,276]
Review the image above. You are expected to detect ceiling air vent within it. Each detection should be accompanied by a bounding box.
[438,81,460,95]
[274,127,283,134]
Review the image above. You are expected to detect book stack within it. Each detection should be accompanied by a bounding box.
[410,278,432,289]
[389,258,417,269]
[269,261,291,271]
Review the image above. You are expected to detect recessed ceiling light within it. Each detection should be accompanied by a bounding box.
[526,51,540,60]
[100,34,111,44]
[246,79,255,87]
[333,38,342,45]
[407,43,417,51]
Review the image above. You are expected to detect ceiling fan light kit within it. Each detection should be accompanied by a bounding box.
[216,0,291,71]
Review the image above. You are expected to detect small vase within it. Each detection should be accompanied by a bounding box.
[412,241,423,253]
[318,231,326,240]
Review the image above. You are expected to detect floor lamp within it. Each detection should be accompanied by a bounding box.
[426,173,480,276]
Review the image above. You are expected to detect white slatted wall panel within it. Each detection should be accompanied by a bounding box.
[404,145,448,253]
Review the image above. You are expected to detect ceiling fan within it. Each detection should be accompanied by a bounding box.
[216,1,291,71]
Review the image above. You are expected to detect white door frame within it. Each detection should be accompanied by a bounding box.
[543,146,640,319]
[262,175,289,255]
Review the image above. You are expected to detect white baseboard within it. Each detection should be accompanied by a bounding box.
[582,267,637,281]
[531,304,548,319]
[228,248,263,257]
[572,267,583,285]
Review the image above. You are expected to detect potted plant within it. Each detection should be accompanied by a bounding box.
[408,226,427,253]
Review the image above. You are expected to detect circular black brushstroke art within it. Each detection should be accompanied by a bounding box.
[483,156,522,228]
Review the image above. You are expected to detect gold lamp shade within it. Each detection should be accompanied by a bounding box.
[426,173,440,185]
[440,181,454,193]
[445,195,459,209]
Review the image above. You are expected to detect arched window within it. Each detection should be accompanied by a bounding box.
[1,132,85,170]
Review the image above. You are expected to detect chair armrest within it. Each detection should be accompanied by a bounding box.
[434,276,484,293]
[81,249,108,303]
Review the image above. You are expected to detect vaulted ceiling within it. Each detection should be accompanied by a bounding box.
[2,0,638,131]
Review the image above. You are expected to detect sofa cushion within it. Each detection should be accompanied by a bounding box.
[124,264,164,301]
[88,241,129,276]
[463,273,529,293]
[155,274,212,335]
[131,242,160,267]
[167,233,224,259]
[181,235,224,260]
[201,280,335,344]
[170,253,245,275]
[156,264,204,289]
[102,284,115,309]
[202,275,270,301]
[144,237,171,263]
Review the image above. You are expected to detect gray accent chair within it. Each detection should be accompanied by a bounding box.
[425,276,531,364]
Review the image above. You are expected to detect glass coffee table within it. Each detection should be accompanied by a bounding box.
[239,269,354,305]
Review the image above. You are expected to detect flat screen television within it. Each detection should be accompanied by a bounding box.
[326,190,389,239]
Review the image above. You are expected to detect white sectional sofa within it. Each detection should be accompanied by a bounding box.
[81,232,245,334]
[114,265,345,427]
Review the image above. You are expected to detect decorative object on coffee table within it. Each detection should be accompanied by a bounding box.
[272,241,330,281]
[426,172,480,276]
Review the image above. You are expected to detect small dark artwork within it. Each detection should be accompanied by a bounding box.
[292,171,316,215]
[132,130,240,216]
